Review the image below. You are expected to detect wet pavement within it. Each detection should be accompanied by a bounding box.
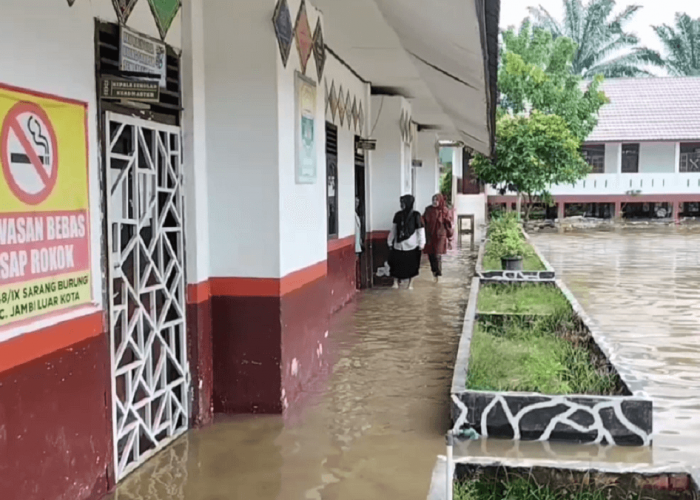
[530,226,700,471]
[108,249,475,500]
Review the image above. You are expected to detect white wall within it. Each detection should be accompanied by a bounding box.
[0,0,183,338]
[369,96,406,231]
[204,0,281,278]
[204,0,367,278]
[401,100,414,196]
[414,131,439,213]
[604,143,621,174]
[278,0,327,276]
[455,194,487,242]
[640,142,676,173]
[91,0,182,49]
[182,0,210,286]
[451,147,463,206]
[323,50,370,240]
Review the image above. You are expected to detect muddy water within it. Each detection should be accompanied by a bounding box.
[529,226,700,470]
[108,250,475,500]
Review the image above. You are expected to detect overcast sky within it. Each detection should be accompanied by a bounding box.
[500,0,700,54]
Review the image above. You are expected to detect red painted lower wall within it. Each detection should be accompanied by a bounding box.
[212,294,283,414]
[187,296,214,428]
[210,261,335,415]
[281,276,330,410]
[327,236,357,314]
[0,334,113,500]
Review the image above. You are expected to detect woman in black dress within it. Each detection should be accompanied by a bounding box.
[388,195,425,290]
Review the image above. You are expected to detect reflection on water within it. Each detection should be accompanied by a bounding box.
[107,250,475,500]
[531,227,700,470]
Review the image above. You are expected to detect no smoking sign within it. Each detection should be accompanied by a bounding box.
[1,102,58,205]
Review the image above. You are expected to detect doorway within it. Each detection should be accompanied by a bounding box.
[355,136,370,289]
[105,112,189,481]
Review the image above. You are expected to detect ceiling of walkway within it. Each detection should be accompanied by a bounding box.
[314,0,493,156]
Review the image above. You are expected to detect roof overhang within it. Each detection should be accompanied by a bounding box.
[314,0,499,157]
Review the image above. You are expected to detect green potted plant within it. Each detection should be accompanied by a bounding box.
[486,224,531,271]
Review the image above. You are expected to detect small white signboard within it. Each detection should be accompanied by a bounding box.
[120,26,167,89]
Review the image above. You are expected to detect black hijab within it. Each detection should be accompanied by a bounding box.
[394,195,423,243]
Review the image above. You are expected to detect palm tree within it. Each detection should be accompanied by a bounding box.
[638,14,700,76]
[528,0,655,78]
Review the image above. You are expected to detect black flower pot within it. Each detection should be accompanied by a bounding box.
[501,256,523,271]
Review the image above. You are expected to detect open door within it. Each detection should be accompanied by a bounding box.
[354,136,371,289]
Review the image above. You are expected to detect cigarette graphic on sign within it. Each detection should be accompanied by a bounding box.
[0,85,92,329]
[1,102,59,206]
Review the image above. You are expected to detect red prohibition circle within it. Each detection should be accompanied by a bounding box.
[1,101,59,205]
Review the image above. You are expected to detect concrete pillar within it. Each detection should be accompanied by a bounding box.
[368,95,415,286]
[606,143,622,174]
[182,0,214,428]
[615,201,623,220]
[614,143,623,174]
[203,0,331,415]
[369,95,410,232]
[557,202,565,221]
[414,131,440,213]
[451,147,463,207]
[674,201,682,222]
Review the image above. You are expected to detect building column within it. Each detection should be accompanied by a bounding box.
[202,0,330,415]
[674,201,682,222]
[182,0,214,429]
[615,201,623,220]
[451,147,463,207]
[615,143,623,174]
[414,131,440,212]
[368,95,411,285]
[557,202,565,221]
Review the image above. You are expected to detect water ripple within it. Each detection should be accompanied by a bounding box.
[532,227,700,470]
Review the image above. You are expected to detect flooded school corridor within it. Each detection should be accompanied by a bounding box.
[107,250,475,500]
[530,227,700,470]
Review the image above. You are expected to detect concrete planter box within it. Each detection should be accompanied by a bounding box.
[451,276,653,446]
[476,229,556,282]
[453,462,698,500]
[428,455,700,500]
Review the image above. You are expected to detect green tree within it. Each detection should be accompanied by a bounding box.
[528,0,655,77]
[637,14,700,76]
[499,22,609,141]
[440,167,452,206]
[473,26,608,221]
[472,112,590,220]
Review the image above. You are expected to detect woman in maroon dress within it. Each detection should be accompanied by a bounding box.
[423,194,453,282]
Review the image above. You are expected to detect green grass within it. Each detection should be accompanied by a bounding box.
[477,284,570,315]
[482,241,546,271]
[466,309,616,395]
[455,477,641,500]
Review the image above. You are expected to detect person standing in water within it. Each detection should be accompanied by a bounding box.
[388,195,425,290]
[423,193,453,283]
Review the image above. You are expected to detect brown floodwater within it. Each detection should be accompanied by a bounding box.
[529,226,700,470]
[107,250,475,500]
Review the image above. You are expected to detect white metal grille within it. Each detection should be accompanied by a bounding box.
[105,112,189,481]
